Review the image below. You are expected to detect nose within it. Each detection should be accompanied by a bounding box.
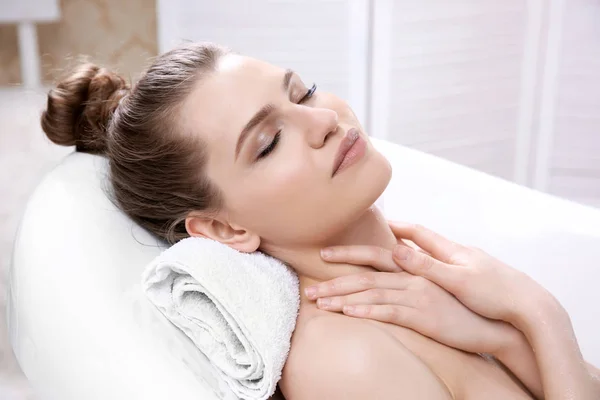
[301,107,339,148]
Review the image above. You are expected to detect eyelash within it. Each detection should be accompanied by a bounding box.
[257,130,281,159]
[299,83,317,104]
[257,83,317,160]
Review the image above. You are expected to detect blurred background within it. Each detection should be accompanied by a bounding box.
[1,0,599,398]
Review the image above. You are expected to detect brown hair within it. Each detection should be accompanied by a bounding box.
[41,42,228,244]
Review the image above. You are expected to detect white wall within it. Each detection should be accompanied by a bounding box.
[370,0,527,181]
[543,0,600,208]
[157,0,600,208]
[157,0,370,122]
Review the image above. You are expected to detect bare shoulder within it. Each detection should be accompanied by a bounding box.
[280,314,452,400]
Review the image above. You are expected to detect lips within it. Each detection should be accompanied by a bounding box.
[332,128,361,176]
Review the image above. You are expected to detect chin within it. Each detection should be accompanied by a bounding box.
[370,154,392,202]
[353,149,392,213]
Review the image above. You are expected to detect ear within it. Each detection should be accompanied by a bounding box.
[185,214,260,253]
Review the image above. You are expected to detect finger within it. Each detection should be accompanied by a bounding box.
[388,222,461,263]
[343,304,419,327]
[321,245,402,272]
[393,245,461,292]
[304,271,413,300]
[399,239,431,255]
[316,288,411,312]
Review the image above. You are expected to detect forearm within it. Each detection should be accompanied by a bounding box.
[514,296,598,399]
[496,330,600,400]
[586,362,600,394]
[494,330,543,399]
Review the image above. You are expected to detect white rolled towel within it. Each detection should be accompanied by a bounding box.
[141,237,300,400]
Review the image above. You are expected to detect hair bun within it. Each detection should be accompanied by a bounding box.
[41,63,130,154]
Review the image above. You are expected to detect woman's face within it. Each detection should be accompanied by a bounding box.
[181,54,392,249]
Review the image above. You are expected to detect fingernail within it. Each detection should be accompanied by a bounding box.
[305,286,317,299]
[394,245,409,261]
[321,248,333,259]
[343,305,356,315]
[317,298,331,309]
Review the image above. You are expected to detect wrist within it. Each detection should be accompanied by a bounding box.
[510,287,567,334]
[492,323,528,361]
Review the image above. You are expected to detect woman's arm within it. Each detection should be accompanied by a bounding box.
[495,324,600,400]
[491,329,544,399]
[512,294,599,399]
[309,222,600,399]
[389,224,600,399]
[307,265,546,399]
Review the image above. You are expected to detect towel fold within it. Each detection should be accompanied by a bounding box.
[141,237,300,400]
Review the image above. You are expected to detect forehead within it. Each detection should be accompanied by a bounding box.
[180,54,285,152]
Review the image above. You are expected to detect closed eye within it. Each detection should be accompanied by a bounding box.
[256,83,317,161]
[257,130,281,160]
[298,83,317,104]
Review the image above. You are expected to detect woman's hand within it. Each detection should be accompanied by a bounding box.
[306,269,519,356]
[305,225,547,397]
[376,222,556,326]
[382,223,599,399]
[311,222,555,326]
[310,222,600,399]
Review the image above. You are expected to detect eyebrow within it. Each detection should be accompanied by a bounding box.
[235,69,295,160]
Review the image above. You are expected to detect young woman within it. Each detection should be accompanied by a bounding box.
[42,42,599,399]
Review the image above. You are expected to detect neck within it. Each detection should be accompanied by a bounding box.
[263,205,397,305]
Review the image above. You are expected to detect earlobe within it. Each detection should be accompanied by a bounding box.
[185,215,260,253]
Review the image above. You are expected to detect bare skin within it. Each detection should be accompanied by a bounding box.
[279,218,537,400]
[179,53,599,399]
[303,223,600,400]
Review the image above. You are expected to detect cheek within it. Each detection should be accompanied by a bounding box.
[252,158,316,206]
[228,155,322,222]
